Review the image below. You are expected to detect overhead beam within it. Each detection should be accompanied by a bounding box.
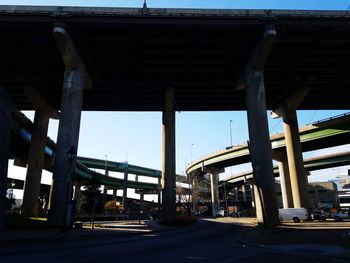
[271,77,314,119]
[22,86,59,119]
[236,27,277,90]
[53,25,93,90]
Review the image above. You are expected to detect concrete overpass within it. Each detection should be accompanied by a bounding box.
[1,6,350,227]
[186,113,350,216]
[187,113,350,174]
[221,150,350,185]
[8,109,191,212]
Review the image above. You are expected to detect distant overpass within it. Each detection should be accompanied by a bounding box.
[187,113,350,175]
[9,109,186,191]
[221,150,350,185]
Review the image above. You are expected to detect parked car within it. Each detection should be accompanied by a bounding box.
[333,210,350,221]
[310,210,326,221]
[278,208,308,223]
[217,210,228,217]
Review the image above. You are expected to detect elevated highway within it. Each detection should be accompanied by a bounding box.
[221,150,350,185]
[1,6,350,111]
[9,110,173,191]
[187,113,350,175]
[2,5,350,226]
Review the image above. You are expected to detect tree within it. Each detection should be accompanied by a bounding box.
[176,173,210,217]
[78,183,103,215]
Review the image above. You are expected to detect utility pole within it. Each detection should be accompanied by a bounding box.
[229,120,233,147]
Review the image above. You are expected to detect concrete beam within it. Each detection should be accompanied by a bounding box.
[53,26,92,90]
[271,77,313,119]
[236,28,276,90]
[22,86,59,119]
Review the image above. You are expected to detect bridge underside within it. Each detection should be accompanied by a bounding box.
[1,7,350,111]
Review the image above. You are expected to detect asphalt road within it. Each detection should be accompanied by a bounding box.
[0,219,348,263]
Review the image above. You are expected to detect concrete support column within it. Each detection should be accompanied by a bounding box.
[283,110,310,209]
[48,69,84,226]
[158,177,161,204]
[161,87,176,224]
[113,189,117,198]
[250,184,255,208]
[278,161,293,208]
[0,87,12,230]
[48,25,92,227]
[73,181,81,214]
[21,110,49,217]
[242,185,247,202]
[122,170,128,209]
[209,172,220,217]
[245,70,279,226]
[140,192,144,209]
[234,187,239,202]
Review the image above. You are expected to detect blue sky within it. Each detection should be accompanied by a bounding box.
[5,1,350,200]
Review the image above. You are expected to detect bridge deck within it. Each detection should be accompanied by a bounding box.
[187,113,350,174]
[1,6,350,111]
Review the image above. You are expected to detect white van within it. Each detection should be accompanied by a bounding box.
[278,208,308,223]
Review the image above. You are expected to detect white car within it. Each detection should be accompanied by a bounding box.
[333,211,350,221]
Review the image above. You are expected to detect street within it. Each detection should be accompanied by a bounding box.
[0,219,348,263]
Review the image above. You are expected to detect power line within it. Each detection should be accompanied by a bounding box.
[308,110,317,124]
[270,118,282,133]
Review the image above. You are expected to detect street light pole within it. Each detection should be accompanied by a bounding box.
[104,155,108,175]
[223,182,228,216]
[191,144,194,162]
[229,120,233,147]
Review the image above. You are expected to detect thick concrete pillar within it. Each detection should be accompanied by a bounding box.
[122,170,128,209]
[48,69,84,226]
[278,161,294,208]
[21,110,49,217]
[48,26,91,227]
[209,172,220,217]
[245,70,279,226]
[0,87,12,230]
[161,87,176,224]
[283,110,310,209]
[113,188,117,198]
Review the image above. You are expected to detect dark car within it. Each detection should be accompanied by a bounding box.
[311,210,326,221]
